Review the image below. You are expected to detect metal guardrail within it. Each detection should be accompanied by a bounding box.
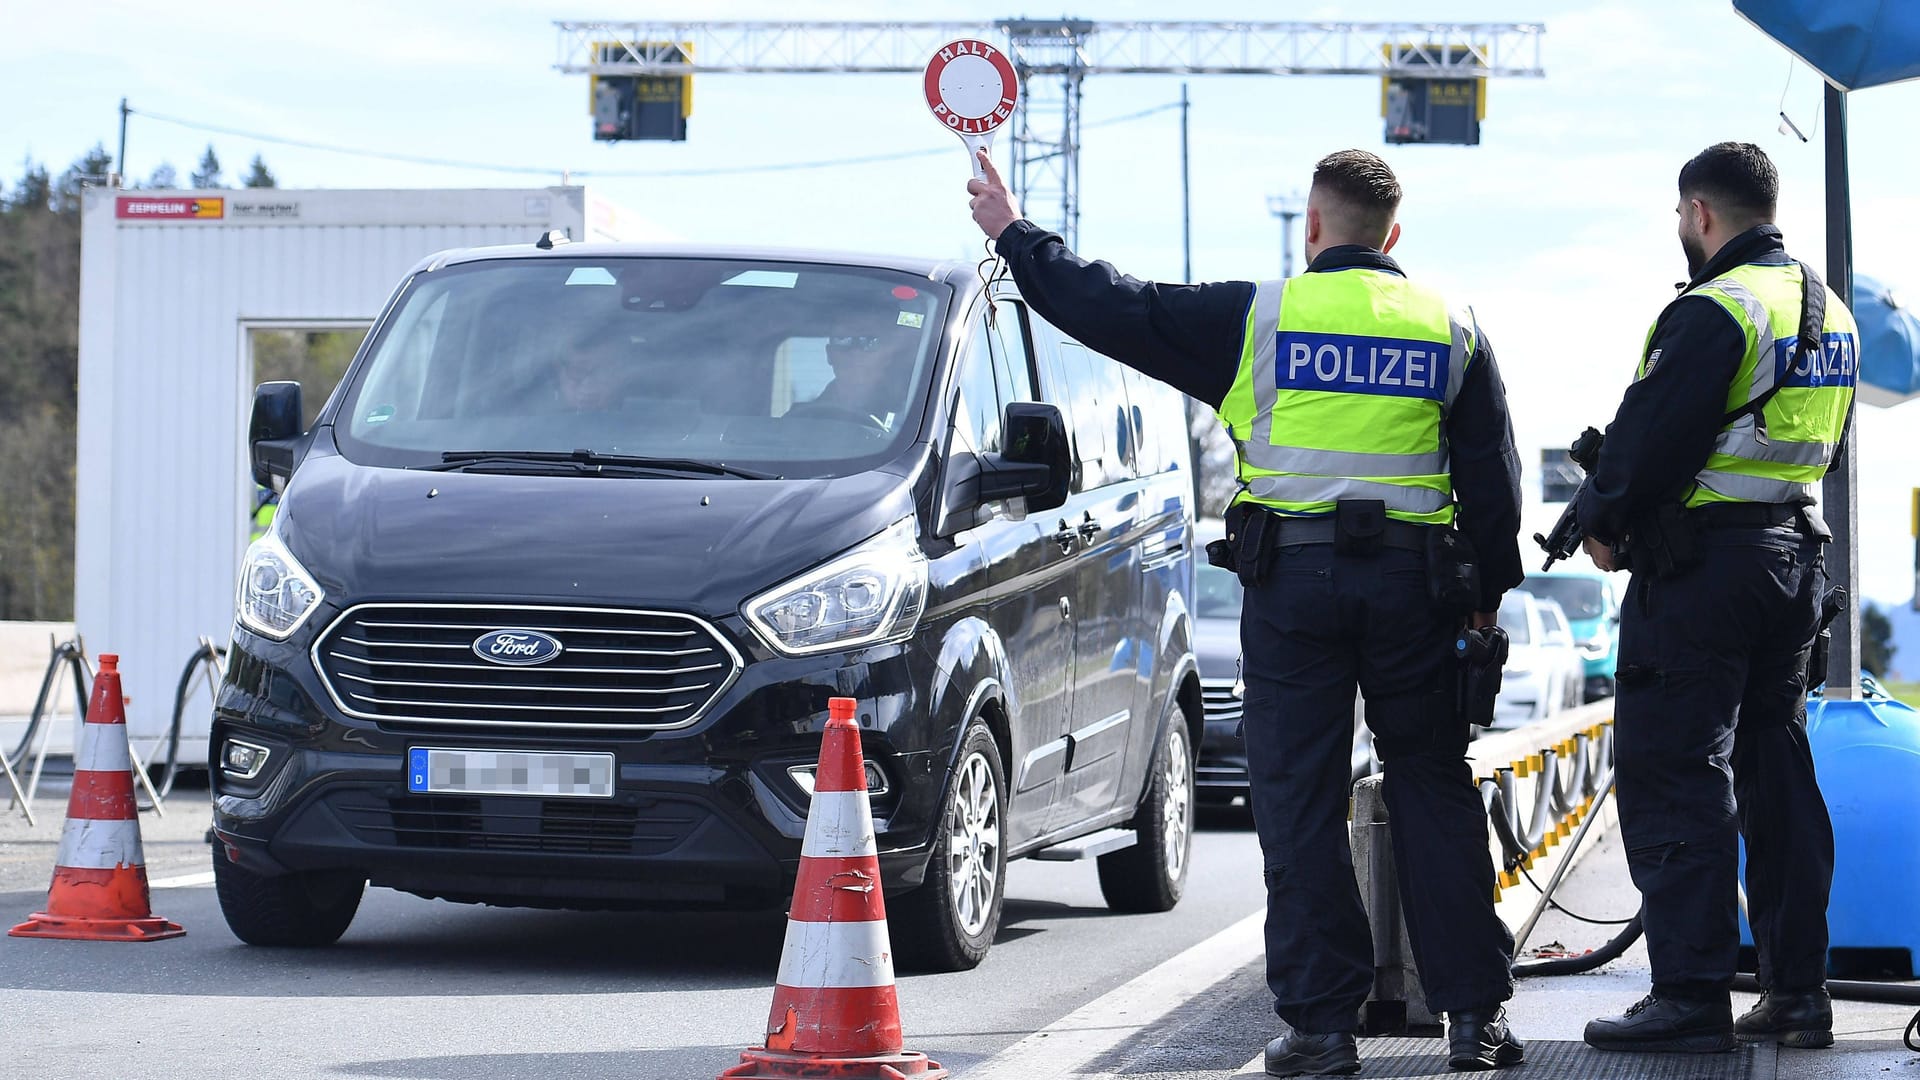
[1479,720,1614,890]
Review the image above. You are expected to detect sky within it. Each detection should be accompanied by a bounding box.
[5,0,1919,610]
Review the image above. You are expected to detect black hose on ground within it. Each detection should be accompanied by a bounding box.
[1511,912,1644,978]
[1729,973,1920,1006]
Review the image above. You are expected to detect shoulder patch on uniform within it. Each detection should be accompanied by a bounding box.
[1644,348,1662,374]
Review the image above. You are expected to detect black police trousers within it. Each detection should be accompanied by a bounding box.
[1614,525,1834,999]
[1239,542,1514,1034]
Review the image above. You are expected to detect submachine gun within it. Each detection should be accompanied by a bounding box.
[1533,427,1606,571]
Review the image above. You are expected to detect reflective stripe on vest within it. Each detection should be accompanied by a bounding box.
[1643,262,1857,508]
[1218,267,1472,523]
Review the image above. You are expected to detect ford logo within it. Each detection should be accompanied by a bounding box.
[472,629,564,666]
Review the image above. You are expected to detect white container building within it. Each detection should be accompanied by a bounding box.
[75,186,659,764]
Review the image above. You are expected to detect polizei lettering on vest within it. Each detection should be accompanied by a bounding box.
[1775,332,1859,388]
[1277,331,1447,401]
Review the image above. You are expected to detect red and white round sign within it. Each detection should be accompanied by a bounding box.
[924,39,1019,135]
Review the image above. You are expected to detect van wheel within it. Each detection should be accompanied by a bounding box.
[1099,716,1193,913]
[213,839,364,946]
[893,722,1006,973]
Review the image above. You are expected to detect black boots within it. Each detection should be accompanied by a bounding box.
[1735,988,1835,1048]
[1264,1016,1527,1077]
[1584,993,1736,1052]
[1446,1006,1527,1070]
[1264,1031,1359,1077]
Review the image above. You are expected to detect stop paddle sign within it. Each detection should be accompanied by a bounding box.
[924,39,1020,179]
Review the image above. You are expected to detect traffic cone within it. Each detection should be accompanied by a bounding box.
[9,654,184,942]
[720,697,946,1080]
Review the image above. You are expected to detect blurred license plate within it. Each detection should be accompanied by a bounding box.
[406,748,614,799]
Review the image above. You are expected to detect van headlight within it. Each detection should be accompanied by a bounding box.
[744,518,927,657]
[235,532,324,641]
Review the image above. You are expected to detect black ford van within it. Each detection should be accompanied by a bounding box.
[212,242,1199,970]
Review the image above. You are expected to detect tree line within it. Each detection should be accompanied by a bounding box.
[0,142,277,621]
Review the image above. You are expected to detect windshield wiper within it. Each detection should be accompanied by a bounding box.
[430,449,777,479]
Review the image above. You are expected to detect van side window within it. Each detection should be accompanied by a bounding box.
[989,300,1037,406]
[1057,341,1136,490]
[1121,365,1175,470]
[953,319,1003,455]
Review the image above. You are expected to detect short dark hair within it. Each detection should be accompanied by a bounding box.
[1311,150,1401,238]
[1678,142,1777,224]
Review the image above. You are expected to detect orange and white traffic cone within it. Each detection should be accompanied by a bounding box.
[9,654,185,942]
[720,697,946,1080]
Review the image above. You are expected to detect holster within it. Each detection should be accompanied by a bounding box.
[1807,585,1848,689]
[1625,502,1702,579]
[1222,502,1275,587]
[1455,624,1509,727]
[1425,526,1481,616]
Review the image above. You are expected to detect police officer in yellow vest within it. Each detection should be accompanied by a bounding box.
[969,149,1527,1076]
[251,488,279,544]
[1577,143,1856,1053]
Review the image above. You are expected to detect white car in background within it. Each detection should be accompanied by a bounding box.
[1492,590,1587,728]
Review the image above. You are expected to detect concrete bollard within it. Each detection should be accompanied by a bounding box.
[1350,774,1438,1034]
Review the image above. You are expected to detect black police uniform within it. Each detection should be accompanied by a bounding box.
[1576,225,1837,1005]
[993,220,1526,1035]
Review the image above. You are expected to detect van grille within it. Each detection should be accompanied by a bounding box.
[312,603,740,730]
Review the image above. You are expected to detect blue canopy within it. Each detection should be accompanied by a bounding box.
[1734,0,1920,91]
[1854,274,1920,405]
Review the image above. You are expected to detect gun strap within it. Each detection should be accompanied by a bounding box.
[1721,261,1826,432]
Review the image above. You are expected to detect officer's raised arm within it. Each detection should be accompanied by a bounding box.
[965,148,1249,408]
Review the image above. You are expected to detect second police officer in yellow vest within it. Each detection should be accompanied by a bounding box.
[969,148,1527,1076]
[1577,143,1856,1053]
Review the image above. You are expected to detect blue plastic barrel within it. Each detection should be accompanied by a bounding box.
[1740,677,1920,975]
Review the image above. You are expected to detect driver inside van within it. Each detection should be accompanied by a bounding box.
[552,321,633,412]
[789,309,918,430]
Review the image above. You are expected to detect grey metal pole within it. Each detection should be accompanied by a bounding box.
[117,98,130,185]
[1822,83,1861,699]
[1180,82,1191,282]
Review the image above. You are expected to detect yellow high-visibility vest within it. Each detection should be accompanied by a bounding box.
[1216,267,1474,524]
[1638,262,1857,507]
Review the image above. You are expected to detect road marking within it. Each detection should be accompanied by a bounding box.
[964,907,1265,1079]
[148,870,214,889]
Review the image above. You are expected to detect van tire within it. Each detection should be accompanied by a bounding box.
[213,840,364,946]
[893,722,1006,973]
[1098,716,1193,913]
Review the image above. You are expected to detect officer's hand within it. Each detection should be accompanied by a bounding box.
[967,149,1021,239]
[1469,610,1497,629]
[1583,535,1618,572]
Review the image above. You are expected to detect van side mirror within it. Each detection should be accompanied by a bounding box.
[980,403,1070,512]
[250,381,303,489]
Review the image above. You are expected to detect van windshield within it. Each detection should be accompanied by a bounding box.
[334,257,949,477]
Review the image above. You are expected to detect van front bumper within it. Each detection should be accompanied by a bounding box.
[211,618,952,910]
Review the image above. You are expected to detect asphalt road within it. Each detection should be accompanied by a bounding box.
[0,798,1268,1080]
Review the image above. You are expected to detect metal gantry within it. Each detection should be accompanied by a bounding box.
[556,19,1546,245]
